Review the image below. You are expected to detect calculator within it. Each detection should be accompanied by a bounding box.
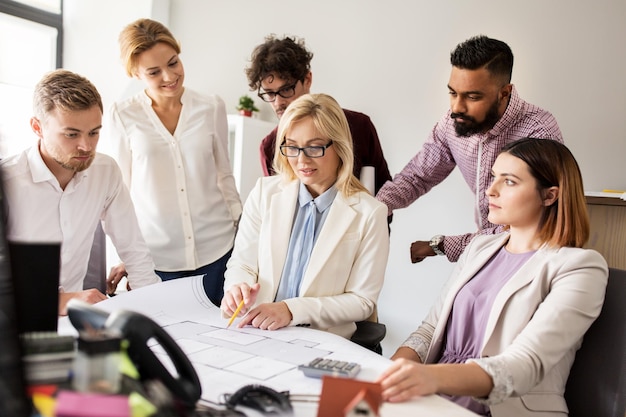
[298,357,361,378]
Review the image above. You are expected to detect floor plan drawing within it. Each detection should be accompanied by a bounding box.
[58,276,386,403]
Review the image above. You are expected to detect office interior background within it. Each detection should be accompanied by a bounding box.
[4,0,626,354]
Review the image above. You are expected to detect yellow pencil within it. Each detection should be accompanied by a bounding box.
[226,299,245,328]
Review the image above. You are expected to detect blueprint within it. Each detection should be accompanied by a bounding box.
[58,276,388,403]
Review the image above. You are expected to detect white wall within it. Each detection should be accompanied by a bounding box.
[63,0,626,355]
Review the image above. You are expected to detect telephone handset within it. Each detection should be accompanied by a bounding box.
[224,384,292,415]
[67,301,201,408]
[107,310,201,407]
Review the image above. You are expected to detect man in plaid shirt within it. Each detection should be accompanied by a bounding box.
[376,35,563,263]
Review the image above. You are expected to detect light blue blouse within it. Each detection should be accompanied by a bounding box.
[274,183,337,301]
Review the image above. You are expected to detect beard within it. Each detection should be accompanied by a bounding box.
[51,148,95,172]
[55,155,93,172]
[54,154,94,172]
[451,99,501,137]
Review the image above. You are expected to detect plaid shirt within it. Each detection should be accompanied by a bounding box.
[377,86,563,261]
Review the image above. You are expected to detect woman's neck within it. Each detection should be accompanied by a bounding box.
[505,226,543,253]
[145,89,184,135]
[145,88,184,110]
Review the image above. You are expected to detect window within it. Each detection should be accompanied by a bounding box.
[0,0,62,157]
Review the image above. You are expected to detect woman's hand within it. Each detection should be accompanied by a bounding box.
[376,352,493,403]
[377,358,438,402]
[237,301,293,330]
[221,282,260,317]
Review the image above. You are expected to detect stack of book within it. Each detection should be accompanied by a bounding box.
[21,332,76,384]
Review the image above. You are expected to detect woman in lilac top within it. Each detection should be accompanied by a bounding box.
[377,138,608,417]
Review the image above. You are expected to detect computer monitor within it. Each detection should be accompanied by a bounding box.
[0,172,33,417]
[9,242,60,334]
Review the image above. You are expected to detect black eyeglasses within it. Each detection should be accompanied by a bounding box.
[280,140,334,158]
[257,81,298,102]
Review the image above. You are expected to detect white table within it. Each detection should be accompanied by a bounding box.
[59,277,478,417]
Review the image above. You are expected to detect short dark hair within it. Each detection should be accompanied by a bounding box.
[450,35,513,83]
[245,34,313,91]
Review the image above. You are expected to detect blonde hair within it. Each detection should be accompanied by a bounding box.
[118,18,180,77]
[33,69,102,121]
[274,93,368,197]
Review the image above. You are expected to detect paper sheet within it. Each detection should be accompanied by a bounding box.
[585,190,626,200]
[360,166,375,195]
[57,277,479,416]
[58,277,385,403]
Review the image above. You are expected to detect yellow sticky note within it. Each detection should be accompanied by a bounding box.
[129,392,157,417]
[120,340,140,379]
[32,393,56,417]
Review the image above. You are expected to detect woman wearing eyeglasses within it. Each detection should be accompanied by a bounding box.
[221,93,389,338]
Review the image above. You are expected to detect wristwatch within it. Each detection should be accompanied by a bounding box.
[429,234,445,256]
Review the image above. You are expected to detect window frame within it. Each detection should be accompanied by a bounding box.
[0,0,63,67]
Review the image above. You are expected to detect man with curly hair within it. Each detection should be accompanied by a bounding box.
[246,34,392,196]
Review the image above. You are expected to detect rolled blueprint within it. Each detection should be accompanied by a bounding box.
[360,166,375,196]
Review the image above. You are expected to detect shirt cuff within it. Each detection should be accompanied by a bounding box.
[400,334,429,363]
[466,356,513,405]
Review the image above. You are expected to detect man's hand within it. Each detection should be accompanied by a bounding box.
[58,289,107,316]
[410,240,436,263]
[107,263,127,295]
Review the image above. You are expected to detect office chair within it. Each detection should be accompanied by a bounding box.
[83,221,107,293]
[351,308,386,355]
[351,321,386,355]
[565,267,626,417]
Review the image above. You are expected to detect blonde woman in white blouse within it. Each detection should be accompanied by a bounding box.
[106,18,242,305]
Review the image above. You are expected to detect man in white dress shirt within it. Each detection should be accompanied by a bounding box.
[0,69,160,315]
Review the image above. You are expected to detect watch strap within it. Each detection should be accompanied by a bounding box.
[430,235,445,256]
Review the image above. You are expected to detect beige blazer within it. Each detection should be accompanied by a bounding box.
[224,176,390,338]
[418,233,608,417]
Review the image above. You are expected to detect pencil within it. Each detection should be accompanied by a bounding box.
[226,299,245,328]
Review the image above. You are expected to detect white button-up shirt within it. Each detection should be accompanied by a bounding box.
[1,146,160,292]
[105,89,242,271]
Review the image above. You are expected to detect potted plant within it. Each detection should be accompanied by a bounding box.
[236,95,259,117]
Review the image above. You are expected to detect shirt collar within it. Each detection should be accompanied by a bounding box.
[141,88,188,105]
[27,145,57,184]
[298,182,338,213]
[486,85,522,136]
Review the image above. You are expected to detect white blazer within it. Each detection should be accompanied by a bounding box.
[224,176,390,338]
[415,233,608,417]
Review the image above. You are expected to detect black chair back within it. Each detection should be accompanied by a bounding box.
[351,320,386,355]
[565,267,626,417]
